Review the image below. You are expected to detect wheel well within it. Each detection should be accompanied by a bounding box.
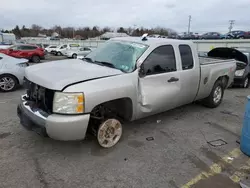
[90,98,133,121]
[31,54,40,59]
[0,73,19,84]
[217,75,229,89]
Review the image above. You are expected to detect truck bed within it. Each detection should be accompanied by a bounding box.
[199,57,235,65]
[195,57,236,102]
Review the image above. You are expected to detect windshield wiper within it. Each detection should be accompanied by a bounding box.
[94,61,116,69]
[82,57,94,63]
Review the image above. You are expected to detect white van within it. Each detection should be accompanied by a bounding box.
[54,44,81,56]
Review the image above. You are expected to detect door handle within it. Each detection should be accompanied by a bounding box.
[168,77,179,82]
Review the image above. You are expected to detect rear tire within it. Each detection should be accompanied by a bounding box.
[203,80,224,108]
[31,55,40,63]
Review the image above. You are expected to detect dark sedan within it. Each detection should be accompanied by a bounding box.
[200,32,222,39]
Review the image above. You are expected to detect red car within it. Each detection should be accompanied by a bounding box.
[0,44,45,63]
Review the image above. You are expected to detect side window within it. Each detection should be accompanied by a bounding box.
[0,56,2,60]
[179,45,194,70]
[60,45,67,49]
[22,46,37,50]
[84,47,91,51]
[18,45,27,50]
[79,48,84,51]
[143,45,176,76]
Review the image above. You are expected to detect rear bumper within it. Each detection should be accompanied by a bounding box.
[17,95,90,141]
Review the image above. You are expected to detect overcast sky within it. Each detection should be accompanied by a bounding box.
[1,0,250,33]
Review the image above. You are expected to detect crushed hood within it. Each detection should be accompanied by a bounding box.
[25,59,123,90]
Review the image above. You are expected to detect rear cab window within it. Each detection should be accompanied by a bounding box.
[179,45,194,70]
[143,45,176,75]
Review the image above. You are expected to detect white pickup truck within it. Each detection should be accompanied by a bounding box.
[17,36,236,148]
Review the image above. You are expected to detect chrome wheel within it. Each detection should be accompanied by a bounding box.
[213,86,222,104]
[244,78,249,88]
[0,76,16,91]
[97,119,122,148]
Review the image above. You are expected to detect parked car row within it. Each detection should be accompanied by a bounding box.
[175,31,250,40]
[45,44,93,59]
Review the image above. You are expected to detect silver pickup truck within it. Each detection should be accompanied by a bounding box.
[17,36,236,148]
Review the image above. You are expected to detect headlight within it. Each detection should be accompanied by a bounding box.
[53,92,84,114]
[235,69,245,77]
[18,62,29,67]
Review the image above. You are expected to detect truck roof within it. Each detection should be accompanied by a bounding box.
[111,37,193,46]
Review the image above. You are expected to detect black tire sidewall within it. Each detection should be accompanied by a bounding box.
[204,81,224,108]
[72,54,77,59]
[32,55,40,63]
[0,74,18,92]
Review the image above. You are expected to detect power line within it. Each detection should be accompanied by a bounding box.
[228,20,235,32]
[188,15,191,34]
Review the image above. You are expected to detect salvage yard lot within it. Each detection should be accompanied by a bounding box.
[0,60,250,187]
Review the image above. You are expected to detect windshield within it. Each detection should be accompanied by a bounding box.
[85,41,148,72]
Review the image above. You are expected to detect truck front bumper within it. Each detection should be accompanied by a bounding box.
[17,95,90,141]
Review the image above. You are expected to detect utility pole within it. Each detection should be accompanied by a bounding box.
[73,28,75,39]
[188,15,191,34]
[229,20,235,32]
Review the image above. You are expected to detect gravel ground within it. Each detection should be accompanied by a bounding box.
[0,58,250,188]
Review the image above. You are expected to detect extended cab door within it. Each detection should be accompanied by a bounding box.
[137,45,181,118]
[177,44,200,105]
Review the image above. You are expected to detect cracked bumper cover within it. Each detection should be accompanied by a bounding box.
[17,94,90,141]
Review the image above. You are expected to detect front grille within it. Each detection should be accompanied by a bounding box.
[24,78,54,114]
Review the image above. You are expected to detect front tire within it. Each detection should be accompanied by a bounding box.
[56,52,62,56]
[203,80,224,108]
[97,118,122,148]
[72,53,77,59]
[0,74,18,92]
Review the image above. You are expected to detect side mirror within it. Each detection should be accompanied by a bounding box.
[139,64,145,77]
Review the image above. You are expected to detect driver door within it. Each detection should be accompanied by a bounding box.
[137,45,181,118]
